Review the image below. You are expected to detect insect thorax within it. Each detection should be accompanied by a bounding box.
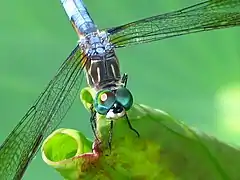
[79,31,122,90]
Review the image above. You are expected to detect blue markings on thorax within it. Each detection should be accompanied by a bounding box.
[61,0,97,34]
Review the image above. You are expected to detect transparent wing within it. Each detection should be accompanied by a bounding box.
[107,0,240,47]
[0,45,88,180]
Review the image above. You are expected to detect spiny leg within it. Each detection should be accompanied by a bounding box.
[125,114,140,137]
[121,73,128,87]
[121,74,139,137]
[108,120,114,153]
[90,104,98,140]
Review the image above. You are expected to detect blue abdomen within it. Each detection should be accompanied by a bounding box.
[61,0,97,34]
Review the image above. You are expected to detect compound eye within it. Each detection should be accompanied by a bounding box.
[94,90,116,115]
[115,87,133,111]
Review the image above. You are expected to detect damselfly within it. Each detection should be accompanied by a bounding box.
[0,0,239,179]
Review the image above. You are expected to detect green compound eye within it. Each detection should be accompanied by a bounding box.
[115,87,133,111]
[94,90,116,115]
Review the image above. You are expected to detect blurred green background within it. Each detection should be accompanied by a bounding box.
[0,0,239,179]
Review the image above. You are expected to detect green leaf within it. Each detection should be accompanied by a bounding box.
[41,87,240,180]
[41,128,93,179]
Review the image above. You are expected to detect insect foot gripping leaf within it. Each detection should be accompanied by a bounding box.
[42,87,240,180]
